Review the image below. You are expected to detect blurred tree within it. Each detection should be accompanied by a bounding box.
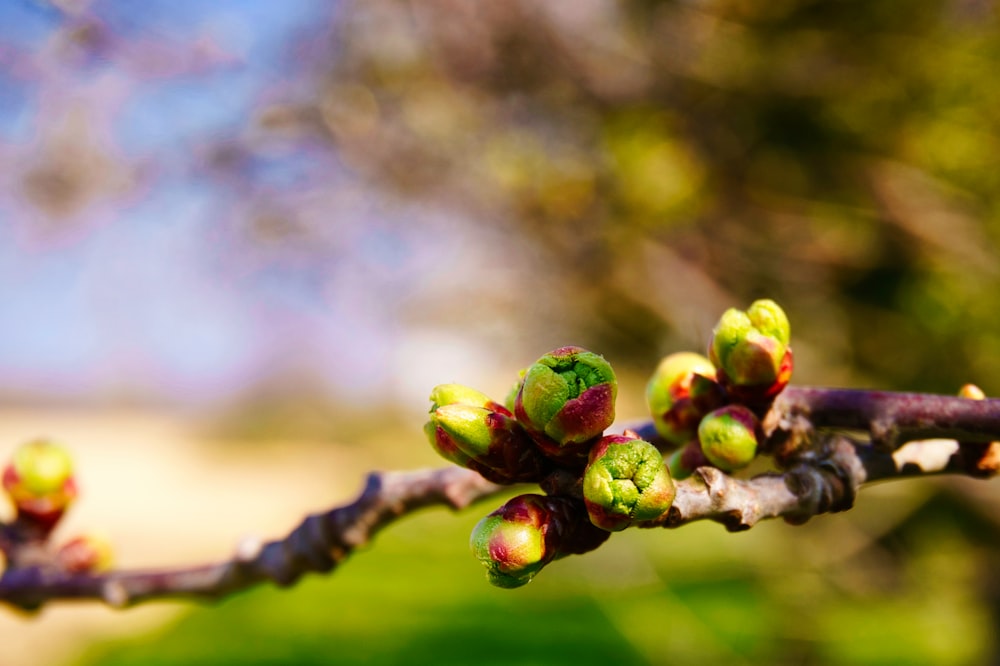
[4,2,1000,664]
[254,0,1000,394]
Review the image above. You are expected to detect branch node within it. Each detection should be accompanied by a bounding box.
[721,510,751,532]
[869,417,897,450]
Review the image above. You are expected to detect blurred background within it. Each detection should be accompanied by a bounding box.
[1,0,999,663]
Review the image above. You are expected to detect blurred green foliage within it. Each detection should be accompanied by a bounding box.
[80,479,1000,665]
[304,0,1000,395]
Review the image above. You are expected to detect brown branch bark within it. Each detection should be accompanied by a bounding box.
[769,386,1000,449]
[1,384,998,610]
[0,467,502,611]
[641,435,967,533]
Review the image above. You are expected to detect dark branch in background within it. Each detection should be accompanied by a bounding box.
[770,387,1000,450]
[1,385,998,611]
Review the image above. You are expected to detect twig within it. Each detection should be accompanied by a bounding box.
[1,384,998,610]
[769,387,1000,449]
[0,467,502,611]
[641,436,967,533]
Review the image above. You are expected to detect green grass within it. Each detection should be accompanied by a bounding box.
[79,488,996,666]
[79,508,645,666]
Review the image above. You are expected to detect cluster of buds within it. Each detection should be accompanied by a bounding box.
[1,439,113,575]
[426,298,793,588]
[645,299,792,479]
[426,346,658,587]
[709,299,792,405]
[426,345,618,480]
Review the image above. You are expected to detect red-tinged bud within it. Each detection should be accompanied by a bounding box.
[504,370,527,413]
[697,405,761,472]
[425,385,547,483]
[583,434,675,531]
[3,439,78,529]
[709,299,793,404]
[470,494,609,588]
[56,533,114,573]
[514,346,617,462]
[646,352,725,446]
[667,440,713,480]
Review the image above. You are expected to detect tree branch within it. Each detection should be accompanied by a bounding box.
[1,384,998,610]
[641,435,968,533]
[769,386,1000,449]
[0,467,502,611]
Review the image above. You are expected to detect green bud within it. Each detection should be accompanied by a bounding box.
[709,299,793,401]
[424,417,472,468]
[425,386,547,484]
[514,346,617,460]
[504,370,527,414]
[646,352,724,446]
[2,439,78,527]
[470,494,610,588]
[432,404,495,459]
[583,434,675,531]
[667,440,712,480]
[697,405,761,472]
[747,299,790,347]
[470,495,554,589]
[429,383,495,411]
[709,308,753,368]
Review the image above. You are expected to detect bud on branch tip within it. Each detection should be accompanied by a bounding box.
[514,346,617,457]
[583,434,675,531]
[3,439,78,526]
[709,299,792,399]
